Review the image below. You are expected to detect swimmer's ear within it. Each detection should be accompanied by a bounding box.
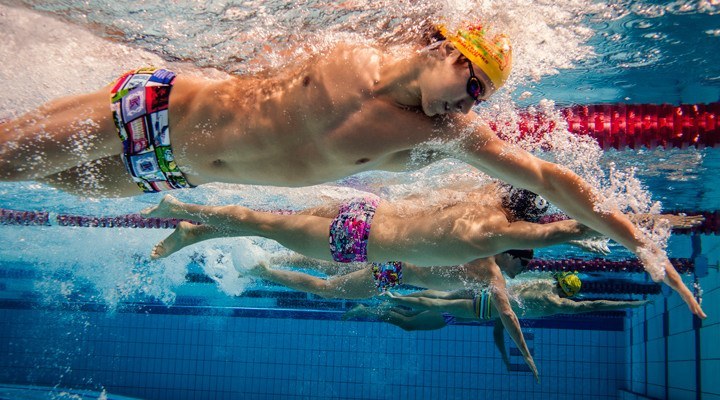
[436,40,462,61]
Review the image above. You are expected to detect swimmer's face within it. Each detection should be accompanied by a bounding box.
[419,48,495,117]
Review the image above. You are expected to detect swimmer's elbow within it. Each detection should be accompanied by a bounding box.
[499,309,517,322]
[535,161,567,193]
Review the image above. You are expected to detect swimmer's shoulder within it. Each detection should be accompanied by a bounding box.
[324,43,383,79]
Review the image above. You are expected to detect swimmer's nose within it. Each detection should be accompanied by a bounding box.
[456,99,474,114]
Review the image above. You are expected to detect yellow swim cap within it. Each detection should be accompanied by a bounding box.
[556,272,582,297]
[438,24,512,90]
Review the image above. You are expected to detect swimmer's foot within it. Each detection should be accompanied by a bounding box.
[151,221,204,259]
[342,304,371,321]
[141,194,184,219]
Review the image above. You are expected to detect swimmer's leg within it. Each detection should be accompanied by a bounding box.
[342,305,448,331]
[143,195,335,261]
[0,86,119,181]
[151,222,225,259]
[249,265,376,299]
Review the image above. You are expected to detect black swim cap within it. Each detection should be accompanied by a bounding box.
[502,185,549,222]
[504,249,534,263]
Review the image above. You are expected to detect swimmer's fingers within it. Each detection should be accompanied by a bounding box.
[380,291,398,299]
[690,302,707,319]
[657,214,705,229]
[675,215,705,229]
[569,239,610,255]
[593,241,611,255]
[524,355,540,383]
[681,292,707,319]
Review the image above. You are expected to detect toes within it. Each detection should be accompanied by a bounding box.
[151,243,165,259]
[140,206,156,216]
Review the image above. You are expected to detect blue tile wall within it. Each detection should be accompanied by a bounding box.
[0,306,626,400]
[624,234,720,400]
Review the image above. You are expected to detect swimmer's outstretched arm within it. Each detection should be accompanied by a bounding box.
[628,213,705,229]
[453,116,705,318]
[550,297,651,315]
[488,219,595,252]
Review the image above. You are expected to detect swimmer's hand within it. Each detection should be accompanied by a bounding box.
[679,289,707,319]
[569,238,611,255]
[662,214,705,229]
[630,213,705,230]
[525,355,540,384]
[642,248,708,319]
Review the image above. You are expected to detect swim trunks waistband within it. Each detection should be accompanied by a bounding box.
[110,67,194,193]
[371,261,403,293]
[329,197,380,263]
[473,289,493,320]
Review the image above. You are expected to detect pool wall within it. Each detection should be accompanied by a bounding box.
[0,268,630,399]
[623,234,720,400]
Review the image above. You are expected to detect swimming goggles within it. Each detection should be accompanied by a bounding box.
[466,60,485,104]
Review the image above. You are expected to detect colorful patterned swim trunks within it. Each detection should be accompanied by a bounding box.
[371,261,403,292]
[110,67,193,193]
[328,197,380,263]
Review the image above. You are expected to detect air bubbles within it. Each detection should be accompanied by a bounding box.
[629,3,666,18]
[642,32,667,41]
[665,1,701,14]
[623,18,655,30]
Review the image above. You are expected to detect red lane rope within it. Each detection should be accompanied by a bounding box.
[490,102,720,149]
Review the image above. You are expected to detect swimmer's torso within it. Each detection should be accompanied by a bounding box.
[165,45,444,186]
[369,194,511,266]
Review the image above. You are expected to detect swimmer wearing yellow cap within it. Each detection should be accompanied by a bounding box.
[437,24,513,91]
[555,272,582,297]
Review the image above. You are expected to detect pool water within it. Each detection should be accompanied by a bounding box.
[0,1,719,399]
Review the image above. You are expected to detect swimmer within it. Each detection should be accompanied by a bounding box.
[343,274,648,373]
[141,183,705,319]
[1,24,513,195]
[232,209,701,299]
[2,22,703,320]
[245,250,534,298]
